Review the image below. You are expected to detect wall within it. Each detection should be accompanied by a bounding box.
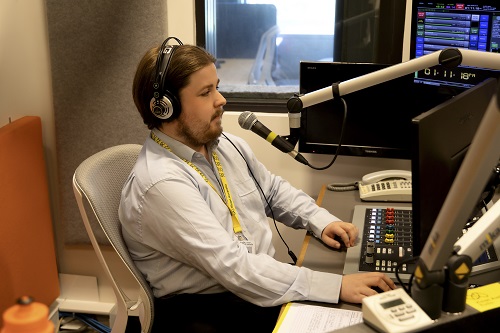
[0,0,409,306]
[0,0,57,194]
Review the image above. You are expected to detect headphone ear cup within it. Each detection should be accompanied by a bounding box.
[149,90,181,120]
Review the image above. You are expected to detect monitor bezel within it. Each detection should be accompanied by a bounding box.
[406,0,500,89]
[410,77,498,255]
[297,61,449,159]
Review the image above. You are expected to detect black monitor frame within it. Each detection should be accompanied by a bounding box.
[297,61,450,159]
[411,77,498,256]
[408,0,500,89]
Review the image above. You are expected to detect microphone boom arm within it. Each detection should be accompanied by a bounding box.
[455,200,500,264]
[287,48,500,113]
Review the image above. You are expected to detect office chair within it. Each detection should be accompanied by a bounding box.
[72,144,154,333]
[248,25,279,85]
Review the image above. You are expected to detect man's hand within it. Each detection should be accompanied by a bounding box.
[321,221,358,249]
[340,272,397,303]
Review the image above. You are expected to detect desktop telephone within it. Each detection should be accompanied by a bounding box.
[358,170,412,202]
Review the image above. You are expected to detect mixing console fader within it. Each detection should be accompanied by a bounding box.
[344,205,416,282]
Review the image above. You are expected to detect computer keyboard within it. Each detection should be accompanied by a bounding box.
[343,204,415,283]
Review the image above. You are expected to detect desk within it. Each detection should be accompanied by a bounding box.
[279,185,500,333]
[294,185,412,314]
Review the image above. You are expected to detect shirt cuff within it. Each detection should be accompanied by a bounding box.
[307,270,342,303]
[308,208,341,239]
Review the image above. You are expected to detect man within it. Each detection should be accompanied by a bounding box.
[119,37,396,333]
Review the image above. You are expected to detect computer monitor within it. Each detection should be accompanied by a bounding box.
[407,0,500,89]
[411,77,498,259]
[297,61,450,159]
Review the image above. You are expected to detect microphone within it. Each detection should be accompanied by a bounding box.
[238,111,308,166]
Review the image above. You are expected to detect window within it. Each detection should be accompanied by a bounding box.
[195,0,406,112]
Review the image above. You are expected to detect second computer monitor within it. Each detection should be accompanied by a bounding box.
[411,77,498,255]
[298,61,452,159]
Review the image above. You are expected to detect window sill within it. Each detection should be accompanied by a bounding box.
[221,84,297,113]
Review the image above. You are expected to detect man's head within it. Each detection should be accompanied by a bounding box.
[133,40,218,130]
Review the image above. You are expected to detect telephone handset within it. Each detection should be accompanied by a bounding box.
[358,170,412,202]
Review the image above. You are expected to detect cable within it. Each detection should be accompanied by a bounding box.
[326,181,359,192]
[59,312,111,333]
[222,133,298,264]
[305,97,348,171]
[395,256,419,294]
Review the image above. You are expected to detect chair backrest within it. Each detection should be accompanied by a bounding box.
[72,144,154,333]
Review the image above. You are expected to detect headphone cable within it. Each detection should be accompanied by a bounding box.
[222,133,298,265]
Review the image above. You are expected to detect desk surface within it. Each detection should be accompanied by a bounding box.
[297,185,410,310]
[283,185,499,333]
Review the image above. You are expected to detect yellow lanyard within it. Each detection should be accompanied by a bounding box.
[151,131,243,234]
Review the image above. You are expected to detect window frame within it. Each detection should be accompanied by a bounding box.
[195,0,406,113]
[195,0,294,113]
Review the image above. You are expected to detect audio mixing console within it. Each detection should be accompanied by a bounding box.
[344,204,416,283]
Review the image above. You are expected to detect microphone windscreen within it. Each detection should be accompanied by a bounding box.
[238,111,256,130]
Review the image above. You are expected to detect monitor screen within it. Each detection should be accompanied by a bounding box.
[297,61,450,159]
[408,1,500,89]
[411,77,498,256]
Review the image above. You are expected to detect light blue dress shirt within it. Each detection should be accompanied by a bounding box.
[118,129,343,306]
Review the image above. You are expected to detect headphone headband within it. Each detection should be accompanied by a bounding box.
[150,37,183,120]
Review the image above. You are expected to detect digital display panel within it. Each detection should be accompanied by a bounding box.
[410,1,500,89]
[381,298,405,309]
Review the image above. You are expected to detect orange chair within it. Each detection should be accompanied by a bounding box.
[0,116,59,327]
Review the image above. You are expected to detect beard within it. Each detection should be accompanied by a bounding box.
[177,108,224,147]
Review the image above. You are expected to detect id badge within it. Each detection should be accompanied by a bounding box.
[235,232,255,253]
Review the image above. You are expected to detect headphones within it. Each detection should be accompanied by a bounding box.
[150,37,183,120]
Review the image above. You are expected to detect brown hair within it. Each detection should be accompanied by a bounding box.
[132,43,216,129]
